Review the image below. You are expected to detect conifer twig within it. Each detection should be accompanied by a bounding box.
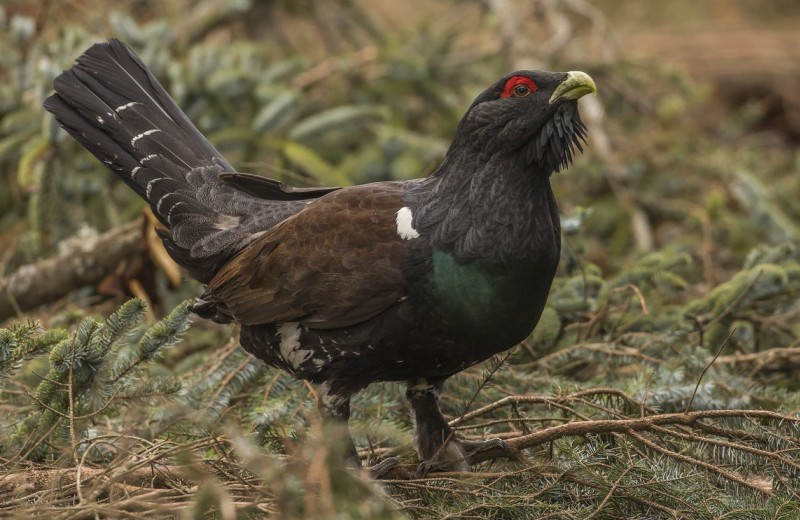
[584,466,632,519]
[626,429,770,495]
[685,328,734,413]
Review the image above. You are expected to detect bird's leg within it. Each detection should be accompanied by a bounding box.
[316,381,359,468]
[316,381,398,478]
[406,379,469,474]
[407,379,511,475]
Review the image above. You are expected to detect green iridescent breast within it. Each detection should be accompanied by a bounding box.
[430,249,554,347]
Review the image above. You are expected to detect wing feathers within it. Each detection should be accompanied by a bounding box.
[202,185,413,329]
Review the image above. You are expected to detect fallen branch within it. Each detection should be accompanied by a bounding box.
[378,408,800,484]
[0,465,186,503]
[0,220,142,321]
[715,347,800,374]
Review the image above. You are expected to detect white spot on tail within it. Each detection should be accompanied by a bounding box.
[116,101,138,112]
[396,207,420,240]
[131,129,161,147]
[278,322,312,369]
[96,116,104,124]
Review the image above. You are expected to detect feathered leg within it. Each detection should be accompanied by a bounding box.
[316,381,359,465]
[407,379,508,476]
[316,381,398,477]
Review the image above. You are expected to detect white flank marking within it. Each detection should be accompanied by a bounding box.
[96,116,104,124]
[278,322,312,368]
[140,154,158,164]
[131,166,141,179]
[396,207,420,240]
[116,101,138,112]
[131,129,161,146]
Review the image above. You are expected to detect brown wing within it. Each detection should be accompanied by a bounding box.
[202,183,413,329]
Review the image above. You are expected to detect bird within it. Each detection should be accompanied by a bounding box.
[44,39,595,475]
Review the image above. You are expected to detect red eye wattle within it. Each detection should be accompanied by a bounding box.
[500,76,538,99]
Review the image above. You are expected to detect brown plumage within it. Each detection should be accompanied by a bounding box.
[203,185,408,328]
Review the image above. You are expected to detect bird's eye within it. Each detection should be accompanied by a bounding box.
[513,84,530,97]
[500,76,538,99]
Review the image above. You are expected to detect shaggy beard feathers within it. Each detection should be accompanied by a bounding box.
[527,103,587,174]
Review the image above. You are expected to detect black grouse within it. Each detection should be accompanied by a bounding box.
[44,39,595,474]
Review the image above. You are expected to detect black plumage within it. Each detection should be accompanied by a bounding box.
[45,39,595,474]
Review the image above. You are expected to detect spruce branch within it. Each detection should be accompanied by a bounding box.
[0,323,67,382]
[110,300,192,384]
[96,298,147,356]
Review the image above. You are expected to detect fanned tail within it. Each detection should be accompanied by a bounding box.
[44,39,302,283]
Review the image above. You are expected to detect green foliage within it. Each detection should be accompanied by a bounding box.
[2,259,799,516]
[683,243,800,351]
[2,1,800,518]
[0,322,66,382]
[6,299,190,461]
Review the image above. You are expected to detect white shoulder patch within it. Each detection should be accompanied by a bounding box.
[396,206,420,240]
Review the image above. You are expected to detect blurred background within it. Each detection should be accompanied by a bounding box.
[1,1,800,518]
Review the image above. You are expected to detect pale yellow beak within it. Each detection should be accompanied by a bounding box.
[549,71,597,104]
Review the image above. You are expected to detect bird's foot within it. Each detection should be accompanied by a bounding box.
[415,438,512,477]
[415,461,429,478]
[415,439,470,477]
[365,456,400,479]
[459,437,510,462]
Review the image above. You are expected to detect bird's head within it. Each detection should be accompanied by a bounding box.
[452,70,596,175]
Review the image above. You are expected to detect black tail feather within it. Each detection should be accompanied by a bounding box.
[55,39,231,170]
[44,40,228,209]
[45,39,322,284]
[45,40,243,278]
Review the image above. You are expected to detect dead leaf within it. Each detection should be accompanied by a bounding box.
[144,210,182,287]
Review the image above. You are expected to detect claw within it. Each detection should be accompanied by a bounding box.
[413,438,513,476]
[415,460,432,478]
[460,437,515,464]
[461,437,508,455]
[367,456,400,478]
